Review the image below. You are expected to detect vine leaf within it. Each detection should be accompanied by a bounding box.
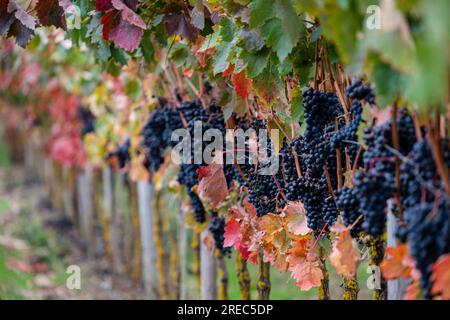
[35,0,67,30]
[4,0,38,48]
[287,236,323,290]
[283,201,310,236]
[96,0,113,11]
[0,0,15,36]
[380,244,414,280]
[249,0,274,29]
[163,3,199,41]
[111,0,145,29]
[109,17,144,52]
[260,1,303,62]
[224,217,241,249]
[431,253,450,299]
[197,163,229,209]
[99,0,146,52]
[329,229,360,278]
[232,70,252,99]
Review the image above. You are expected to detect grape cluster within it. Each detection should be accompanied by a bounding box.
[352,108,416,237]
[77,106,95,136]
[397,138,450,297]
[115,138,131,169]
[345,79,375,105]
[335,187,363,236]
[234,119,281,217]
[208,211,231,255]
[141,106,171,172]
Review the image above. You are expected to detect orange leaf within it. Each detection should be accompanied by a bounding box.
[330,230,360,278]
[197,163,229,209]
[431,253,450,300]
[380,244,414,280]
[232,70,251,99]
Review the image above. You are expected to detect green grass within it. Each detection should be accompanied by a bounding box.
[0,138,11,168]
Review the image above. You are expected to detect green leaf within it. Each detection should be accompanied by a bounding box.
[249,0,275,29]
[261,18,291,62]
[275,0,304,49]
[219,18,235,42]
[241,48,270,78]
[367,54,404,108]
[290,87,304,123]
[110,46,128,65]
[125,79,142,100]
[278,56,292,76]
[213,42,232,75]
[140,31,154,63]
[96,41,111,62]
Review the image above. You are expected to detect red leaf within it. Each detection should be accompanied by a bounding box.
[96,0,112,11]
[35,0,66,30]
[224,218,240,248]
[197,163,229,209]
[99,0,146,52]
[111,0,146,29]
[109,17,143,52]
[100,10,119,40]
[222,64,234,77]
[380,244,414,280]
[431,253,450,300]
[232,70,251,99]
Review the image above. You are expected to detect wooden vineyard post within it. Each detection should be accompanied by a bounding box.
[200,230,217,300]
[154,190,168,299]
[76,165,95,256]
[137,180,158,299]
[62,166,77,221]
[236,251,251,300]
[129,181,141,282]
[192,231,201,293]
[369,236,387,300]
[102,165,124,275]
[216,250,228,300]
[178,205,188,300]
[257,252,271,300]
[318,246,330,300]
[163,202,179,299]
[343,277,359,300]
[387,210,409,299]
[92,168,105,257]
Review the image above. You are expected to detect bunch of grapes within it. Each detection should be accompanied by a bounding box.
[208,211,231,255]
[335,187,363,236]
[115,138,131,169]
[397,137,450,297]
[352,108,416,237]
[77,106,95,136]
[141,106,172,173]
[345,79,376,105]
